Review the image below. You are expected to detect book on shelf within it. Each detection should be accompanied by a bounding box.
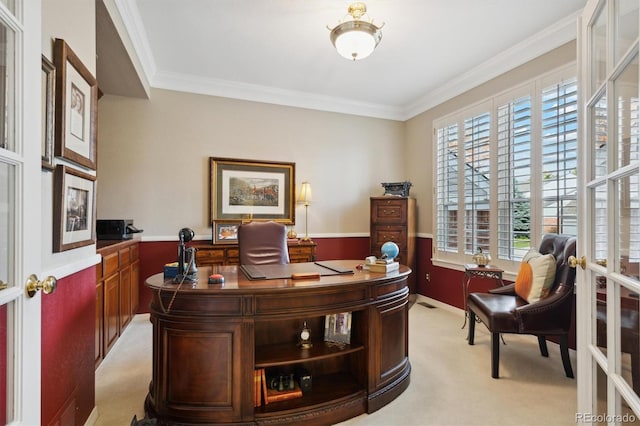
[368,261,399,273]
[261,368,268,405]
[265,382,303,403]
[254,368,262,407]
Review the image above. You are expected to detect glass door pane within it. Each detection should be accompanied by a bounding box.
[593,94,609,179]
[591,4,608,95]
[616,172,639,280]
[614,53,639,170]
[617,287,639,397]
[0,21,15,152]
[615,0,639,63]
[0,162,13,288]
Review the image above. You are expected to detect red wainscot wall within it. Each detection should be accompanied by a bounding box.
[416,237,511,309]
[417,237,576,349]
[41,266,96,426]
[137,237,371,314]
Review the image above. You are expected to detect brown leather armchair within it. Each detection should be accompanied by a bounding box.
[238,221,290,265]
[467,234,577,379]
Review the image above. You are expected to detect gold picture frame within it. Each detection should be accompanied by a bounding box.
[53,38,98,170]
[210,157,295,224]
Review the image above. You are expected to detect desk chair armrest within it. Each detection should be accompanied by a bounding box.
[513,284,573,332]
[489,283,516,296]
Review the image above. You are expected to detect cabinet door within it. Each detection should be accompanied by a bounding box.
[120,266,132,331]
[95,280,104,368]
[104,274,120,355]
[370,296,409,390]
[152,319,246,422]
[131,259,140,315]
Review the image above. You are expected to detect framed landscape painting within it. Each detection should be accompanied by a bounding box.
[210,157,295,224]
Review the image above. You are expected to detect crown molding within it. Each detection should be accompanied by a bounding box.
[152,70,406,121]
[112,0,158,83]
[115,3,579,122]
[401,11,580,120]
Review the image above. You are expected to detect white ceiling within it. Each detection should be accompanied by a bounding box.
[106,0,587,120]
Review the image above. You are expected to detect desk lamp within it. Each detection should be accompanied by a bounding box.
[297,182,312,241]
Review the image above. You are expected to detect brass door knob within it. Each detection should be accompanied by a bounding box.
[25,274,57,298]
[568,255,586,270]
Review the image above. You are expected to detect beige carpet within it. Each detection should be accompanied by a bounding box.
[92,296,578,425]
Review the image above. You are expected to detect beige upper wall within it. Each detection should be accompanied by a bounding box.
[97,42,576,241]
[42,0,95,72]
[41,0,98,276]
[97,89,405,239]
[404,41,577,236]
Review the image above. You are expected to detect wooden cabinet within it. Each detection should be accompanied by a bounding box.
[145,261,411,425]
[370,197,416,292]
[96,239,140,367]
[193,240,316,266]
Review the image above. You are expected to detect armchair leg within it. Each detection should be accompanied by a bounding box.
[468,310,476,345]
[538,336,549,357]
[560,334,574,378]
[492,332,500,379]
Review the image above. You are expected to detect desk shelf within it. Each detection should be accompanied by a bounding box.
[255,372,364,417]
[256,341,365,368]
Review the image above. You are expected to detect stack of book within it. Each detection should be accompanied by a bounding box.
[254,369,303,406]
[368,258,399,273]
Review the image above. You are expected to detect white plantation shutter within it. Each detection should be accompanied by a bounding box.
[433,66,577,269]
[541,78,578,236]
[436,124,459,252]
[463,113,491,254]
[497,96,532,261]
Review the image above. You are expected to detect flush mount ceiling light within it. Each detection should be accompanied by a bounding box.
[328,2,384,61]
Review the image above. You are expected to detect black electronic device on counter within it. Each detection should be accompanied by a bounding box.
[96,219,143,240]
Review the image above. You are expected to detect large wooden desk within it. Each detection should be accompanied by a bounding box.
[145,260,411,425]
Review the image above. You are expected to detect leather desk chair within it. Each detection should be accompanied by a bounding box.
[238,221,290,265]
[467,234,577,379]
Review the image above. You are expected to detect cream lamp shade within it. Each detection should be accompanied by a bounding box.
[297,182,312,205]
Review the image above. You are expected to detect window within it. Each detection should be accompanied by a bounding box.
[434,66,577,269]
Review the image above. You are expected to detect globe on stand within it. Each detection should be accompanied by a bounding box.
[380,241,399,260]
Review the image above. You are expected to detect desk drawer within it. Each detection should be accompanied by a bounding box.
[119,247,131,267]
[370,226,407,249]
[102,252,119,278]
[371,199,407,225]
[196,248,226,264]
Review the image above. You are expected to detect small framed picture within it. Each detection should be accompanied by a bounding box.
[53,165,96,252]
[213,220,241,244]
[324,312,352,345]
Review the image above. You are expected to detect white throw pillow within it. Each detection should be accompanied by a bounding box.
[517,248,556,303]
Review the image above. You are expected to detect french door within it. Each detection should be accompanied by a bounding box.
[577,0,640,422]
[0,1,43,424]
